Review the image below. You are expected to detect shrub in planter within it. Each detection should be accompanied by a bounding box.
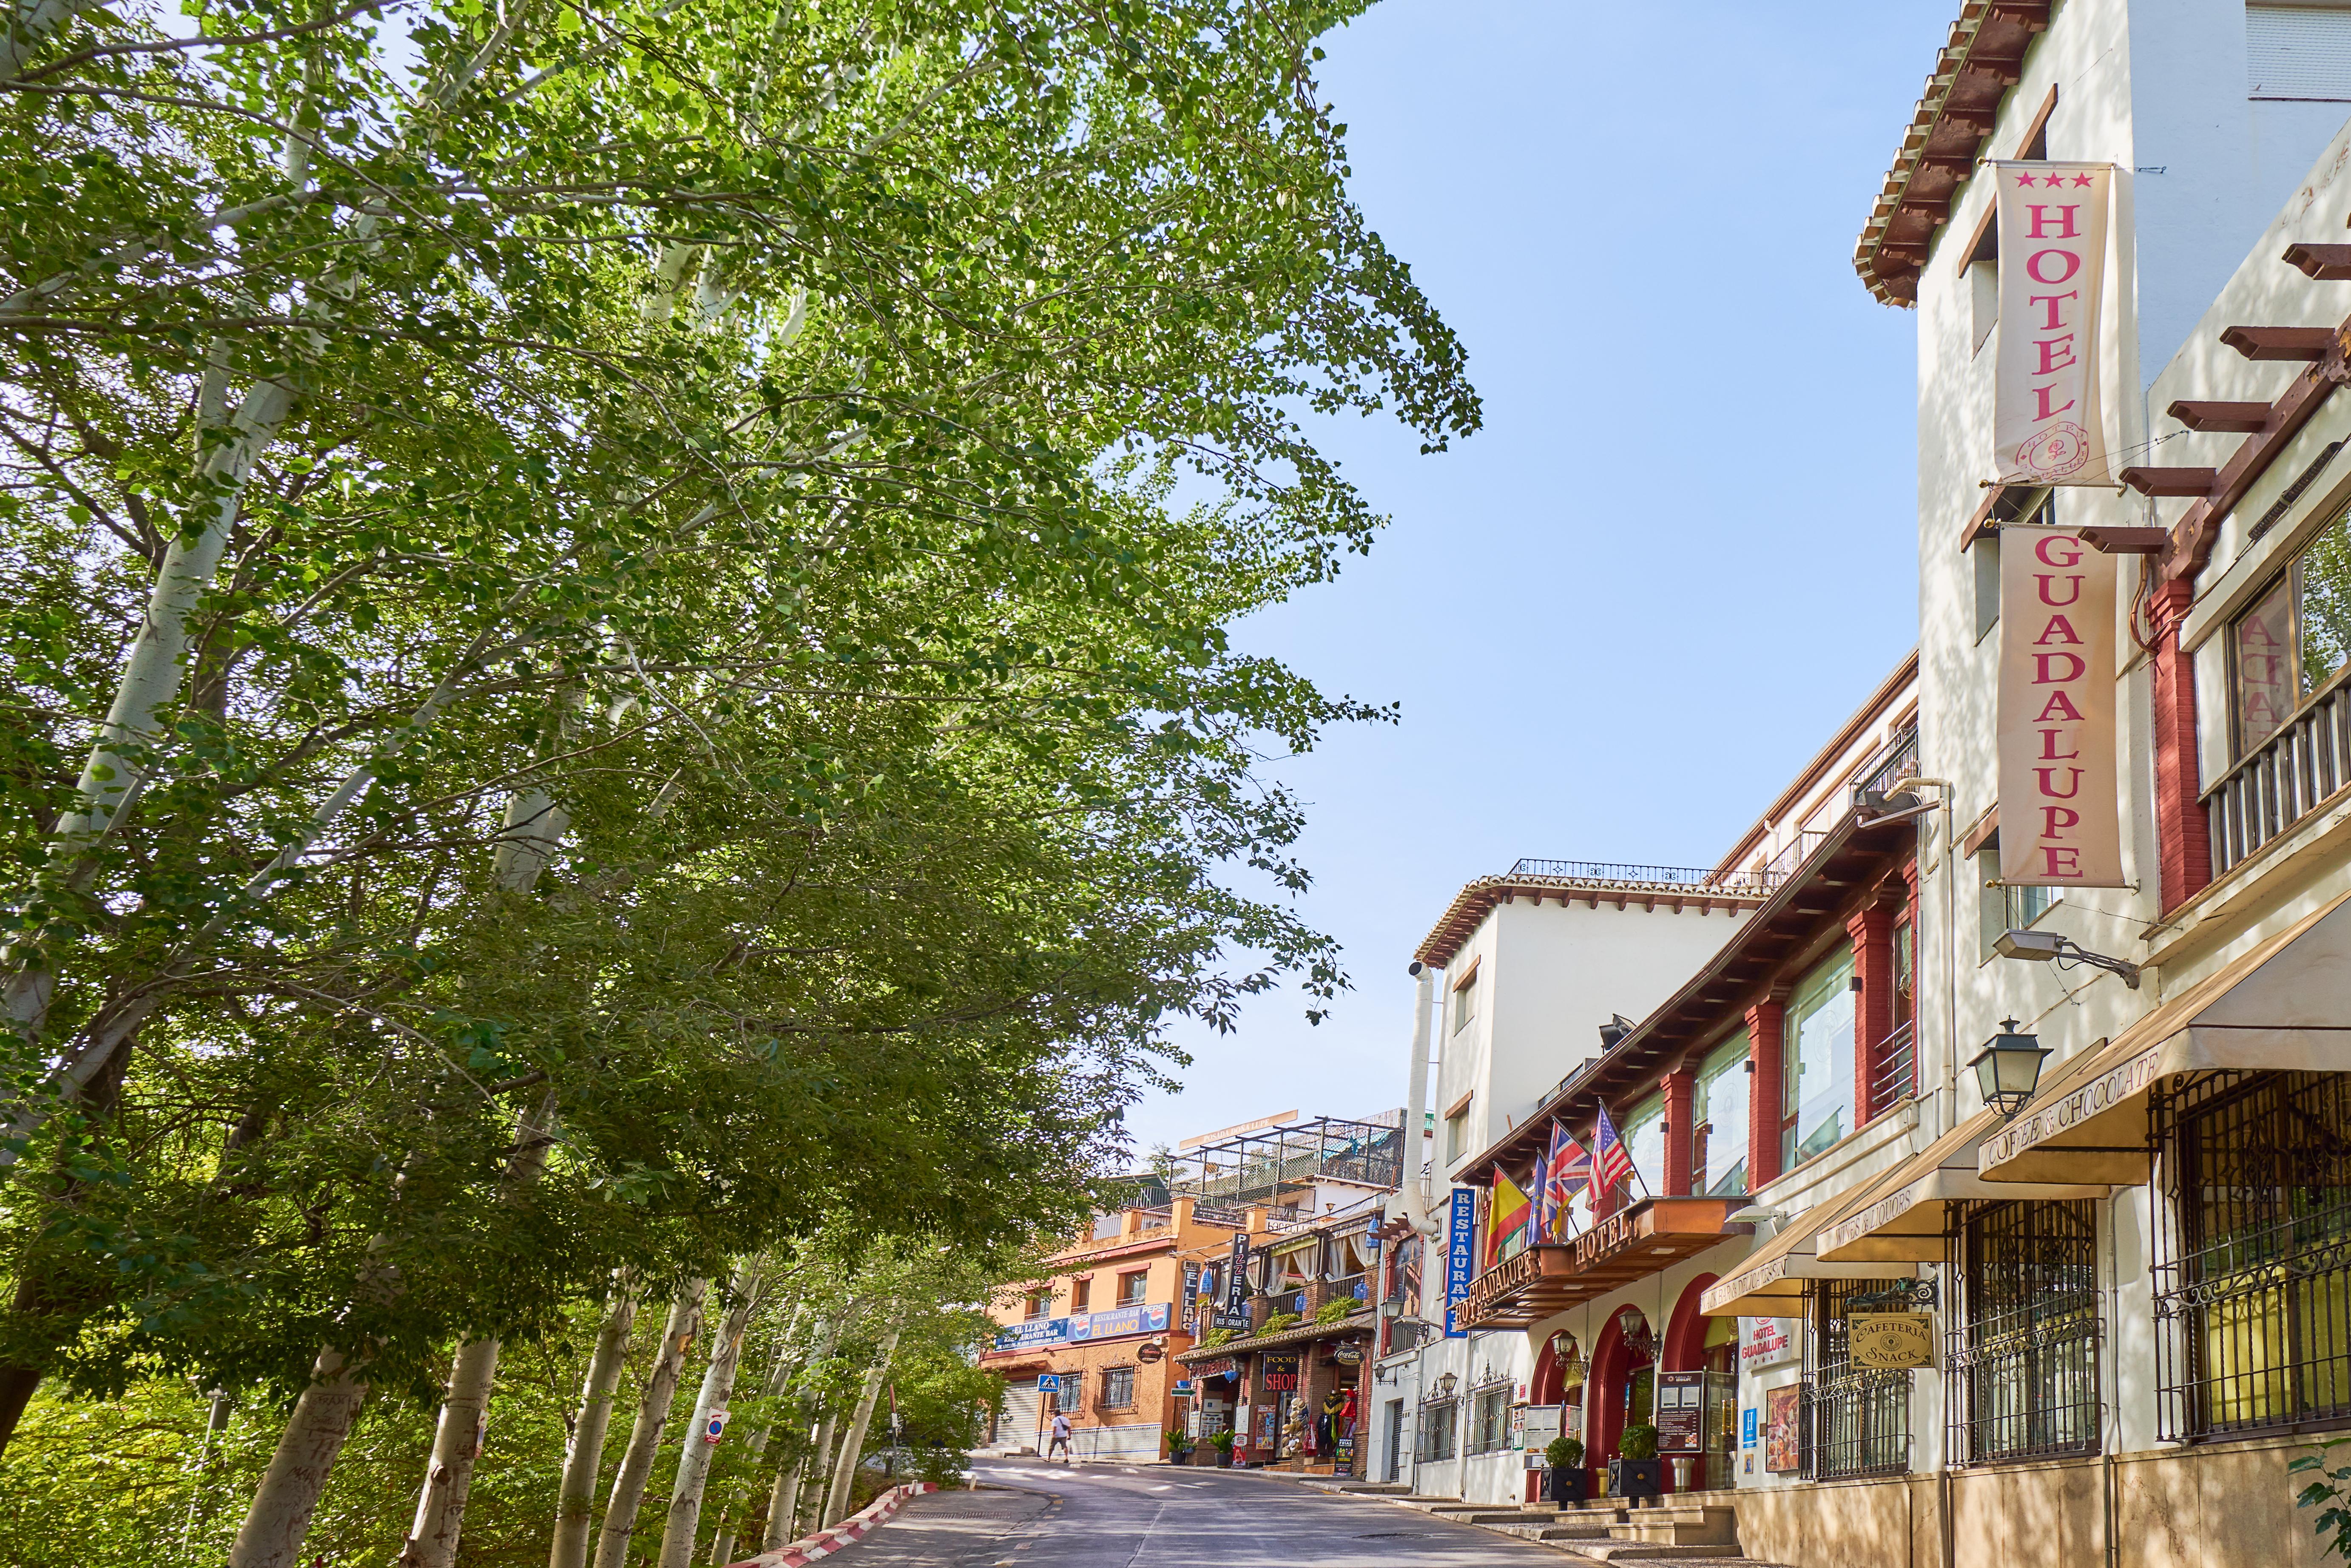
[1164,1428,1194,1465]
[1208,1430,1237,1468]
[1609,1424,1663,1503]
[1544,1436,1588,1505]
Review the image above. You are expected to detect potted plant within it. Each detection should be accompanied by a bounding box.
[1208,1429,1236,1468]
[1544,1435,1588,1506]
[1609,1423,1663,1504]
[1164,1427,1194,1465]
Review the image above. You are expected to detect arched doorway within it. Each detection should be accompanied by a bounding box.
[1586,1305,1656,1478]
[1660,1275,1736,1493]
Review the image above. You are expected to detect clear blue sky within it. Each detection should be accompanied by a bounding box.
[1121,0,1949,1157]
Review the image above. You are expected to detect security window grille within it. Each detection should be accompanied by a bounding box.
[1099,1367,1137,1410]
[1466,1382,1512,1456]
[1416,1398,1458,1461]
[1802,1278,1914,1480]
[1944,1198,2103,1465]
[2154,1070,2351,1441]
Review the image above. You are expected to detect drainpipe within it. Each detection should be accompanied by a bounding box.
[1406,962,1439,1234]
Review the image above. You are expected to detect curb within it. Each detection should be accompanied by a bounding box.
[725,1483,939,1567]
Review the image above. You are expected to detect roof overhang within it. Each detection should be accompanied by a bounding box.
[1460,1198,1746,1329]
[1815,1113,2106,1264]
[1415,873,1762,971]
[1854,1,2053,306]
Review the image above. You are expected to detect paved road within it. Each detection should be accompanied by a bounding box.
[817,1460,1571,1567]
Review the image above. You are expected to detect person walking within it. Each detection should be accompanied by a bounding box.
[1046,1410,1074,1464]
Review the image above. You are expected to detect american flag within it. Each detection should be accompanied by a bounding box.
[1538,1121,1589,1240]
[1593,1102,1635,1196]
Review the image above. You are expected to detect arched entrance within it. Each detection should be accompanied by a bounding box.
[1586,1305,1656,1477]
[1660,1275,1736,1493]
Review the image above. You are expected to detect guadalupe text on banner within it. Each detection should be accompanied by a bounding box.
[1993,162,2115,487]
[1998,526,2123,887]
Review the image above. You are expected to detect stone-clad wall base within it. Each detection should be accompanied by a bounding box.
[1717,1435,2335,1568]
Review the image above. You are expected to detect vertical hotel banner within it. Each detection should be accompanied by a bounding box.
[1993,162,2116,487]
[1444,1187,1477,1338]
[1998,527,2124,886]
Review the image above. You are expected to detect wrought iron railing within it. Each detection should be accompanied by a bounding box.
[2206,662,2351,875]
[1944,1199,2104,1466]
[1852,722,1922,808]
[1804,1278,1914,1480]
[1508,858,1720,885]
[1867,1021,1917,1122]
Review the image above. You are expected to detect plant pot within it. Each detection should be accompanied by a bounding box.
[1608,1457,1662,1502]
[1546,1466,1589,1506]
[1214,1449,1234,1468]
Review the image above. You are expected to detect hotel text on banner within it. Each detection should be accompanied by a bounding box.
[1999,526,2122,887]
[1993,162,2115,487]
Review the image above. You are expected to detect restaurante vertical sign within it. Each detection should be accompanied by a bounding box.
[1999,527,2123,887]
[1445,1187,1477,1338]
[1993,162,2115,488]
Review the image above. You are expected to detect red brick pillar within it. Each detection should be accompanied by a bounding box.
[1662,1068,1696,1196]
[2149,577,2212,913]
[1848,898,1895,1126]
[1745,997,1787,1191]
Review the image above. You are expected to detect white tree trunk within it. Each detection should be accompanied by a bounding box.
[0,0,105,84]
[551,1277,640,1568]
[704,1324,795,1565]
[593,1281,708,1568]
[655,1267,763,1568]
[822,1326,900,1530]
[225,1348,369,1568]
[785,1410,838,1546]
[762,1452,807,1553]
[397,1336,501,1568]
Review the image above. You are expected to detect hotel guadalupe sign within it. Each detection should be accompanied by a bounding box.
[1992,162,2116,486]
[1999,527,2123,886]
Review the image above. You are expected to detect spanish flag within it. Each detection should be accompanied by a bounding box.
[1488,1166,1533,1263]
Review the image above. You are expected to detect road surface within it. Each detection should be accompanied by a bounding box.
[815,1459,1570,1567]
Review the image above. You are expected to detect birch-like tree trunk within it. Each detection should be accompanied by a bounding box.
[550,1275,640,1568]
[822,1324,900,1530]
[0,0,107,84]
[593,1281,708,1568]
[224,1348,369,1568]
[784,1410,838,1546]
[758,1304,841,1551]
[655,1266,763,1568]
[704,1318,797,1565]
[396,1336,501,1568]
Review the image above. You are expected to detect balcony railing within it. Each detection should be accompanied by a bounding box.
[2205,663,2351,875]
[1867,1021,1917,1122]
[1507,858,1720,886]
[1852,722,1921,809]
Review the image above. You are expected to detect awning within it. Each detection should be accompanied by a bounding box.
[1814,1110,2107,1264]
[1700,1170,1920,1318]
[1977,889,2351,1185]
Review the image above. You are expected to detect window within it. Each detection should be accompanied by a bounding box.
[1117,1269,1148,1306]
[1416,1396,1458,1461]
[1805,1279,1914,1480]
[1970,256,1999,355]
[2249,3,2351,100]
[1051,1369,1083,1414]
[1099,1367,1136,1409]
[1973,536,2001,639]
[1892,922,1915,1032]
[1024,1290,1052,1321]
[1444,1103,1470,1165]
[1977,845,2057,962]
[1466,1381,1512,1456]
[2153,1071,2351,1441]
[1623,1092,1666,1200]
[1071,1277,1091,1311]
[1944,1199,2102,1465]
[1783,946,1856,1168]
[2229,507,2351,757]
[1694,1030,1751,1197]
[1451,966,1478,1034]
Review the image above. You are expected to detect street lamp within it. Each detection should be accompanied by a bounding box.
[1969,1018,2050,1120]
[1993,927,2141,989]
[1434,1372,1458,1398]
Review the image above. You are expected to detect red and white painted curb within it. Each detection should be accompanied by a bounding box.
[725,1483,939,1567]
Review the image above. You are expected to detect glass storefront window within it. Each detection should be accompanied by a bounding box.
[2230,508,2351,756]
[1785,945,1856,1167]
[1695,1030,1751,1197]
[1624,1093,1666,1199]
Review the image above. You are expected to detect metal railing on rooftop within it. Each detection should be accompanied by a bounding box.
[1506,858,1721,886]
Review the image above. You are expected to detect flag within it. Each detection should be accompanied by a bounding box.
[1594,1103,1635,1196]
[1489,1165,1532,1263]
[1539,1121,1589,1240]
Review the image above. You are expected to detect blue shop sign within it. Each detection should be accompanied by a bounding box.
[993,1317,1071,1351]
[1444,1187,1477,1338]
[1069,1302,1171,1341]
[1742,1407,1758,1449]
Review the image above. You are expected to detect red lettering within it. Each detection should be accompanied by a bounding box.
[2033,385,2077,421]
[2034,536,2083,568]
[2035,334,2078,375]
[2027,205,2081,239]
[2035,691,2085,722]
[2027,248,2083,286]
[2035,574,2083,607]
[2038,728,2080,760]
[2035,767,2084,798]
[2034,613,2084,645]
[2027,291,2078,330]
[2034,652,2087,684]
[2041,846,2083,878]
[2041,805,2081,838]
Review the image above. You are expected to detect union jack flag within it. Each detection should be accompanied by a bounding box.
[1538,1120,1589,1240]
[1593,1102,1635,1197]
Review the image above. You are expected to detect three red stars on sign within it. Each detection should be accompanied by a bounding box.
[2012,170,2098,187]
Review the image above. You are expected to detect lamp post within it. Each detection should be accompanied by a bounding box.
[1968,1019,2049,1119]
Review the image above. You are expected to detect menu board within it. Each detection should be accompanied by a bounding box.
[1655,1371,1706,1454]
